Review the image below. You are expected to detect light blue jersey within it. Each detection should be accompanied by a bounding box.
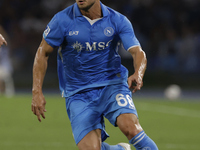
[43,2,140,97]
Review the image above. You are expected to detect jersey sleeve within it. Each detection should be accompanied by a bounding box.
[43,14,64,48]
[118,16,140,51]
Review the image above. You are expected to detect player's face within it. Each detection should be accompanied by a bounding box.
[76,0,97,11]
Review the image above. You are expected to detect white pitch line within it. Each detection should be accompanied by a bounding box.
[136,102,200,118]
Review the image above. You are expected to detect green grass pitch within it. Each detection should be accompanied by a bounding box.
[0,94,200,150]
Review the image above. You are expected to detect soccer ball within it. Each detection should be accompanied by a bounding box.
[164,84,181,100]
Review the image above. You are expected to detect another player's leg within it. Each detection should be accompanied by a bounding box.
[77,129,101,150]
[77,128,129,150]
[117,113,158,150]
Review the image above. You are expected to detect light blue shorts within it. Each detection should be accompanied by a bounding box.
[65,82,138,144]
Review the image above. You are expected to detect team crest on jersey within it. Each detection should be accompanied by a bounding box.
[104,27,114,37]
[72,41,84,52]
[44,25,50,37]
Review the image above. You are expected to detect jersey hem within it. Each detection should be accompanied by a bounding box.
[62,79,128,98]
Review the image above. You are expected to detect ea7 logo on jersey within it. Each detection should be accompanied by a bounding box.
[69,31,79,36]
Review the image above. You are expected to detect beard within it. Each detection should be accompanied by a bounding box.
[79,1,95,11]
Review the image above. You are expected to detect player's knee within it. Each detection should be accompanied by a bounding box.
[77,130,102,150]
[117,114,143,140]
[120,124,142,140]
[126,126,143,140]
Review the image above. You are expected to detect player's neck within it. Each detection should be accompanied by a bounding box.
[80,2,102,20]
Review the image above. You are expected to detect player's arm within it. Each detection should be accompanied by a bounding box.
[32,38,54,122]
[0,34,7,47]
[0,26,8,47]
[128,46,147,93]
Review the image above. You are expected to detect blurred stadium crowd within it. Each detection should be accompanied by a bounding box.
[0,0,200,88]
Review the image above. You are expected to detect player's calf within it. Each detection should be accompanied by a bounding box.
[117,114,158,150]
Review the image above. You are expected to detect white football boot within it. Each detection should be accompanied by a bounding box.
[118,143,131,150]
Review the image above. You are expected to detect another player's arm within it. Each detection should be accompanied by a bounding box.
[0,26,8,47]
[32,38,54,122]
[0,34,7,47]
[128,46,147,93]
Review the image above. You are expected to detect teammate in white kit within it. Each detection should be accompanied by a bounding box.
[32,0,158,150]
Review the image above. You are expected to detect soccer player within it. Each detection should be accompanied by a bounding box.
[0,26,15,97]
[32,0,159,150]
[0,34,7,47]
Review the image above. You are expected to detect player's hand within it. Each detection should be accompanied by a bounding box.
[128,73,143,93]
[31,92,46,122]
[0,34,7,47]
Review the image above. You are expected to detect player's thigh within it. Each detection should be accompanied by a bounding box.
[77,129,102,150]
[65,90,108,145]
[103,83,138,126]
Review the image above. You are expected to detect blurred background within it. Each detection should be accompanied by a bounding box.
[0,0,200,98]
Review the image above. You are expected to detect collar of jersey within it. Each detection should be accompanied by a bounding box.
[73,2,110,18]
